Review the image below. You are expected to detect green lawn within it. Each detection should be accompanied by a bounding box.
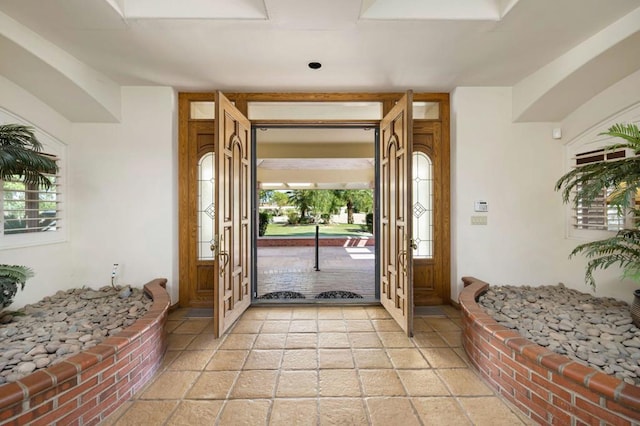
[264,223,371,237]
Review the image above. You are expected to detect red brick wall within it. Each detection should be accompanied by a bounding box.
[257,237,375,247]
[0,278,170,426]
[460,277,640,425]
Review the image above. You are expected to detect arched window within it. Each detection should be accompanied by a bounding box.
[412,151,433,259]
[198,152,215,260]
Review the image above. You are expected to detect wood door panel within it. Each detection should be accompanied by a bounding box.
[412,121,448,305]
[214,92,252,337]
[379,91,413,336]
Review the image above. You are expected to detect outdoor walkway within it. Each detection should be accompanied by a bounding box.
[257,246,375,300]
[102,305,531,425]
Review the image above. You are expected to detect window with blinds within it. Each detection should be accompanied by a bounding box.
[2,154,60,235]
[573,148,625,231]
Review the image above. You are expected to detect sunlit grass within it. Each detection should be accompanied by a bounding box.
[263,223,371,237]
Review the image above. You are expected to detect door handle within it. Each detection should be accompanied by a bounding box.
[397,250,408,274]
[218,251,230,276]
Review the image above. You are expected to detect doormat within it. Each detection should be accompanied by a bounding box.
[257,291,306,300]
[315,290,363,299]
[184,308,213,318]
[414,306,447,317]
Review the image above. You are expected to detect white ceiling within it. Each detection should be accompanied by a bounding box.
[0,0,638,91]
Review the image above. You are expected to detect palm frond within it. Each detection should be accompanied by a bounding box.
[570,230,640,288]
[0,124,58,189]
[0,264,34,291]
[599,123,640,153]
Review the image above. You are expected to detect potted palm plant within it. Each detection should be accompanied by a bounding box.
[555,123,640,326]
[0,124,58,309]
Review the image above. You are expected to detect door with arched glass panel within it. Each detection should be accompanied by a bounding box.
[412,121,448,305]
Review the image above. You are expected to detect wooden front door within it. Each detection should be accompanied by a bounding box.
[412,121,450,305]
[213,92,252,337]
[379,91,414,336]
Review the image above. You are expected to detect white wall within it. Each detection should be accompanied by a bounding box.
[451,86,638,304]
[69,87,179,302]
[0,75,74,308]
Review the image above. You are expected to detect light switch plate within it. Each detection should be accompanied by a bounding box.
[471,216,488,225]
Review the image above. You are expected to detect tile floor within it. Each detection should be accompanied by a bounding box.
[103,305,531,425]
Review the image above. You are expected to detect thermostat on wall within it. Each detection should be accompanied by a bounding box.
[474,201,488,212]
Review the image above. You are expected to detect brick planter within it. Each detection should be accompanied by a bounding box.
[0,278,170,426]
[258,237,375,247]
[460,276,640,425]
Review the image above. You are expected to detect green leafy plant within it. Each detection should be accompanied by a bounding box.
[555,123,640,288]
[258,211,271,237]
[0,265,34,308]
[0,124,58,189]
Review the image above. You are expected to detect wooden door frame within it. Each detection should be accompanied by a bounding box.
[178,92,450,308]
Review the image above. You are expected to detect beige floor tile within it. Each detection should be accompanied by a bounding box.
[276,370,318,397]
[159,350,181,371]
[377,332,415,348]
[165,320,183,333]
[346,320,375,332]
[353,349,393,369]
[219,333,257,350]
[424,318,461,332]
[166,334,196,350]
[342,307,369,319]
[206,350,249,371]
[282,349,318,370]
[244,349,283,370]
[254,333,287,349]
[317,307,344,319]
[241,308,270,320]
[286,333,318,349]
[291,307,318,319]
[359,370,405,396]
[437,369,494,396]
[168,350,213,371]
[318,319,347,332]
[165,400,224,426]
[319,369,362,397]
[319,349,354,369]
[412,397,471,425]
[218,399,271,426]
[386,348,430,369]
[438,331,463,347]
[451,318,463,328]
[413,318,435,332]
[113,401,178,426]
[366,307,391,319]
[412,332,449,348]
[453,347,471,364]
[186,333,225,350]
[349,332,382,348]
[319,398,368,425]
[270,399,318,426]
[397,370,450,396]
[100,401,132,425]
[318,332,350,348]
[458,396,526,425]
[231,370,278,398]
[172,319,211,334]
[139,371,200,399]
[365,397,421,426]
[231,319,264,334]
[267,309,293,320]
[186,371,239,399]
[168,309,188,320]
[372,319,403,332]
[262,320,291,333]
[289,319,318,333]
[420,348,467,368]
[442,305,461,318]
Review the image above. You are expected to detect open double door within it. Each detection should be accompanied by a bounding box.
[211,91,414,337]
